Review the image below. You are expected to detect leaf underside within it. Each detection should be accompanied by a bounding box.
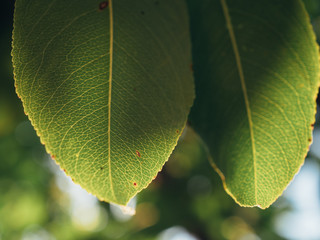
[12,0,194,205]
[188,0,320,208]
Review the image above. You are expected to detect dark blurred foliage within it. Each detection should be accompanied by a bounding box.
[1,1,320,239]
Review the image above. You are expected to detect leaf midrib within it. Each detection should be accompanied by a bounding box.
[107,0,116,201]
[220,0,258,205]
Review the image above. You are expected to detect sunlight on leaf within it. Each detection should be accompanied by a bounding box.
[12,0,194,205]
[188,0,320,208]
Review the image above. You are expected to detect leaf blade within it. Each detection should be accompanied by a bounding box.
[188,0,320,208]
[13,0,194,205]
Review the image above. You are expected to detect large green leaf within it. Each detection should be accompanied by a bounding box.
[12,0,194,205]
[187,0,320,208]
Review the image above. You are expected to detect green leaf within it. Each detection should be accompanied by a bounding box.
[12,0,194,205]
[187,0,320,208]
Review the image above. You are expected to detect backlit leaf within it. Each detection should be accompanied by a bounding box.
[12,0,194,205]
[187,0,320,208]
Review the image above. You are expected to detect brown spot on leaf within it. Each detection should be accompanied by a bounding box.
[308,138,312,142]
[136,150,141,157]
[133,182,137,186]
[311,123,315,127]
[51,155,56,160]
[99,1,108,10]
[176,130,179,134]
[100,167,104,170]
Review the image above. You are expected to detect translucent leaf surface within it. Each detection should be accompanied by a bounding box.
[12,0,194,205]
[188,0,320,208]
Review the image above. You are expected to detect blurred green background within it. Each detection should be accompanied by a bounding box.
[1,1,320,239]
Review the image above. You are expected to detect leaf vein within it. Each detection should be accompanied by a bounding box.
[220,0,258,204]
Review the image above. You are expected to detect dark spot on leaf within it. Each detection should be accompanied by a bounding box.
[100,167,104,170]
[141,11,145,15]
[136,150,141,157]
[176,130,179,134]
[133,182,137,186]
[51,155,56,160]
[308,138,312,142]
[99,1,108,10]
[311,123,315,127]
[63,169,66,172]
